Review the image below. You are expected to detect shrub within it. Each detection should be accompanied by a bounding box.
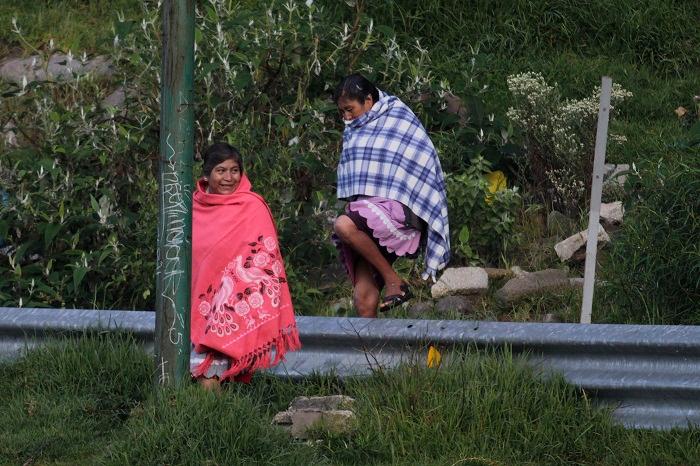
[506,72,631,214]
[446,157,521,264]
[600,152,700,324]
[0,0,521,310]
[0,76,158,309]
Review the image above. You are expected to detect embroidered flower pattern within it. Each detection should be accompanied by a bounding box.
[253,252,269,267]
[198,235,287,337]
[263,237,277,252]
[248,291,264,309]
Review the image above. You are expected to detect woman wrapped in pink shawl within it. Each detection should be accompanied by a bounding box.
[190,143,300,388]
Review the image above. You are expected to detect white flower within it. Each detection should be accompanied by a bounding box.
[234,300,250,315]
[305,0,313,6]
[288,136,299,146]
[248,292,264,309]
[263,237,277,252]
[198,301,211,316]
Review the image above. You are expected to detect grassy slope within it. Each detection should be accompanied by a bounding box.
[0,0,142,58]
[1,334,699,465]
[355,0,700,163]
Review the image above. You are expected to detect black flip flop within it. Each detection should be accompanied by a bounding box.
[379,283,413,312]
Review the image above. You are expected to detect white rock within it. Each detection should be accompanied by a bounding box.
[603,163,630,187]
[430,267,488,299]
[554,224,610,262]
[600,201,624,225]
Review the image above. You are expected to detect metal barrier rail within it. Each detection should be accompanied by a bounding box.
[1,307,699,430]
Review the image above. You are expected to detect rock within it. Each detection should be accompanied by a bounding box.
[418,91,467,124]
[547,210,575,236]
[0,53,114,84]
[272,410,293,425]
[101,86,126,110]
[272,395,356,439]
[3,122,18,147]
[431,267,488,299]
[600,201,624,228]
[542,313,562,323]
[484,267,513,280]
[444,92,464,116]
[569,277,584,288]
[435,295,475,314]
[288,410,355,439]
[495,268,570,305]
[407,301,434,318]
[554,224,610,262]
[603,163,630,188]
[330,297,353,313]
[289,395,355,411]
[509,266,530,278]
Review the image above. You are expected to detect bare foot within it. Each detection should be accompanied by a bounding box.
[198,377,222,393]
[383,280,405,298]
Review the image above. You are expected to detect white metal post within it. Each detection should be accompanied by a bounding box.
[580,76,612,324]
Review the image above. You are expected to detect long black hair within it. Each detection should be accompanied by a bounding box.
[202,142,243,177]
[333,73,379,104]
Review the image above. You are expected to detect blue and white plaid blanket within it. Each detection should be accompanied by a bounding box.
[337,92,450,280]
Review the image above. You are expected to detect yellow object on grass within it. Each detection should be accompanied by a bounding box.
[484,170,507,204]
[427,345,442,368]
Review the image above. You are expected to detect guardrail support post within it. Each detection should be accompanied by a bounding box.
[580,76,612,324]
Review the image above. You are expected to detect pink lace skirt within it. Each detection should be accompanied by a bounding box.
[333,196,423,286]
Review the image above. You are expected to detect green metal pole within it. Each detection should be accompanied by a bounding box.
[154,0,195,387]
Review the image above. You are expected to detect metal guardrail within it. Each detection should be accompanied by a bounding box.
[1,307,699,430]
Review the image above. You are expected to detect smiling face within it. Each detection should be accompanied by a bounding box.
[337,95,374,122]
[207,159,241,195]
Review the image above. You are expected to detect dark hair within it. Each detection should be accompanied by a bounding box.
[333,73,379,105]
[202,143,243,177]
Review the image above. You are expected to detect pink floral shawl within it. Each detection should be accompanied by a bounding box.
[190,175,300,381]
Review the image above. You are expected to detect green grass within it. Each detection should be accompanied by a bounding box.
[350,0,700,166]
[0,332,152,464]
[2,333,700,465]
[0,0,143,58]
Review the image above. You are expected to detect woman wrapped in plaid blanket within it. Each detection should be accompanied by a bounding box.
[333,74,450,317]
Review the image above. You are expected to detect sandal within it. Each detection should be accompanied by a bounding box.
[379,283,413,312]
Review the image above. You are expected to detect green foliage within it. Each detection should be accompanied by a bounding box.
[2,0,698,321]
[600,152,700,324]
[0,76,158,309]
[1,0,524,310]
[446,157,520,264]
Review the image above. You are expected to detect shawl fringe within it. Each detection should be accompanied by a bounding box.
[192,323,301,382]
